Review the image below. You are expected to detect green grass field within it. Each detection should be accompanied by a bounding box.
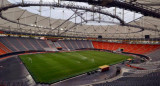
[19,50,133,83]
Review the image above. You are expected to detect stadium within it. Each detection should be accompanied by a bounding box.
[0,0,160,86]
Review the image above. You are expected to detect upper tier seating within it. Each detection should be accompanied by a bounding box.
[92,41,160,54]
[57,40,94,50]
[0,37,56,54]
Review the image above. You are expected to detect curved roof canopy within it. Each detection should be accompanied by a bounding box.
[0,0,159,39]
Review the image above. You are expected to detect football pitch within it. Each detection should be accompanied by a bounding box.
[19,50,133,83]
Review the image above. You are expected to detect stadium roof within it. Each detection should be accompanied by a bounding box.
[0,0,160,39]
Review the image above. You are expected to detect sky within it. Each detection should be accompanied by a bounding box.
[8,0,142,26]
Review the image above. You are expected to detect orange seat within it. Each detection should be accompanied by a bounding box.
[0,42,12,55]
[92,41,160,54]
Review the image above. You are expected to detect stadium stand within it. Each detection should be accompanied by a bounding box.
[0,37,57,54]
[64,40,75,50]
[0,37,19,52]
[57,40,69,50]
[0,47,7,55]
[0,42,12,55]
[57,40,94,50]
[93,69,160,86]
[75,40,83,49]
[19,38,35,50]
[45,40,58,51]
[1,38,160,86]
[53,42,61,48]
[70,40,79,49]
[29,38,44,50]
[92,41,160,54]
[146,48,160,62]
[1,38,160,56]
[0,0,160,86]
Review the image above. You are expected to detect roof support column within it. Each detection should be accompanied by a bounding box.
[1,0,4,8]
[22,0,24,4]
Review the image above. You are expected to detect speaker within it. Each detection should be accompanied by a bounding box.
[98,35,102,39]
[145,35,150,39]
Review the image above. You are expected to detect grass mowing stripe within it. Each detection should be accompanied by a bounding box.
[20,50,133,83]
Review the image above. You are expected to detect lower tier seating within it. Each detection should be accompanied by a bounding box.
[93,70,160,86]
[146,49,160,61]
[57,40,94,50]
[92,41,160,54]
[0,37,160,56]
[0,37,56,54]
[0,42,12,55]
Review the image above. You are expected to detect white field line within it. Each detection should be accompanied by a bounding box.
[51,73,87,86]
